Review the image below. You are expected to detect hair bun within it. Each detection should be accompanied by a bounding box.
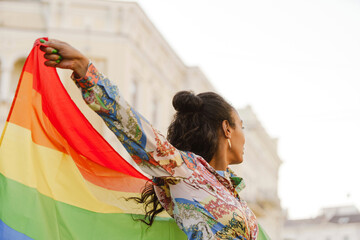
[172,91,203,113]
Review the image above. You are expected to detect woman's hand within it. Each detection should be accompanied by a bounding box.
[39,39,89,79]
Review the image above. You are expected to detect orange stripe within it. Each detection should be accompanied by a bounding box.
[7,72,32,129]
[8,72,66,153]
[8,71,145,192]
[75,153,147,193]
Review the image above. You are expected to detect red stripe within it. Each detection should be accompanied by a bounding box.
[22,38,148,180]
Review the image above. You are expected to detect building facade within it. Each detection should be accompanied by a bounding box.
[0,0,284,238]
[0,0,215,134]
[232,106,284,240]
[283,205,360,240]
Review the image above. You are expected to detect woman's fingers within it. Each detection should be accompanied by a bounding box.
[44,60,58,67]
[44,59,74,69]
[40,39,67,66]
[40,39,67,55]
[43,39,65,51]
[40,45,58,54]
[39,38,89,78]
[44,53,62,61]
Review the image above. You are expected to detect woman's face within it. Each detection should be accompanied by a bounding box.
[229,110,246,164]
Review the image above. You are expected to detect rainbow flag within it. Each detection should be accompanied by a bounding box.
[0,38,186,239]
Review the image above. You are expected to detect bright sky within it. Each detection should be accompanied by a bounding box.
[126,0,360,219]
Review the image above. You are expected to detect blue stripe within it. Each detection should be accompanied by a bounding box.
[0,219,33,240]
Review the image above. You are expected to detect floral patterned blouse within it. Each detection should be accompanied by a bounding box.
[73,62,259,240]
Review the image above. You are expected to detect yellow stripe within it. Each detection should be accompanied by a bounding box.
[85,179,170,218]
[0,122,143,214]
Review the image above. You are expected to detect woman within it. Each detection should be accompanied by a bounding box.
[40,39,263,240]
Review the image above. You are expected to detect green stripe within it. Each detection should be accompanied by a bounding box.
[0,173,186,240]
[257,224,271,240]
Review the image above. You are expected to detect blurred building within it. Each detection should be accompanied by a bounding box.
[283,205,360,240]
[0,0,284,238]
[232,105,284,240]
[0,0,214,134]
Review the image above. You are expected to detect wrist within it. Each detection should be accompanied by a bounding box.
[71,60,97,89]
[73,57,89,79]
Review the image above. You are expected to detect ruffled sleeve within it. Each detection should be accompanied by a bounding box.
[72,62,197,178]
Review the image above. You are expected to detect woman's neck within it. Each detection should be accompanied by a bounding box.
[209,144,229,171]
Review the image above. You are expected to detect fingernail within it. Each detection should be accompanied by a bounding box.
[40,39,45,43]
[56,59,61,63]
[58,55,63,60]
[52,49,58,54]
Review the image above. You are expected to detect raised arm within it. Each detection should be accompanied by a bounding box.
[40,39,196,178]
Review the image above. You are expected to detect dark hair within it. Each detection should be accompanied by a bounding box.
[131,91,236,225]
[168,91,235,162]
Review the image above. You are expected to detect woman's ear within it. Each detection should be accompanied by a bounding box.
[221,120,232,138]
